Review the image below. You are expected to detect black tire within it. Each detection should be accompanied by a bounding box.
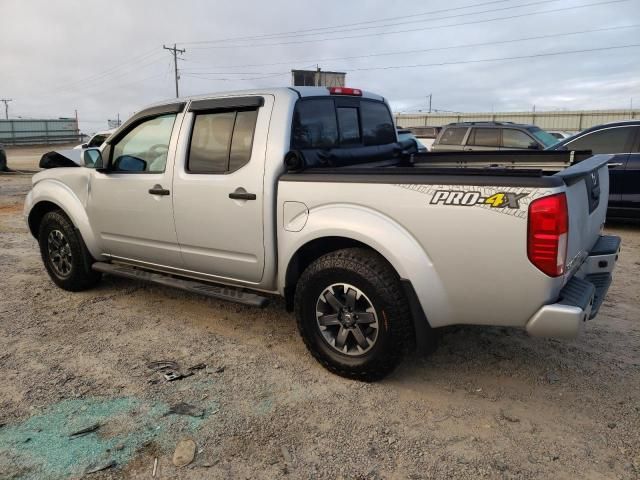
[294,248,414,381]
[38,210,101,291]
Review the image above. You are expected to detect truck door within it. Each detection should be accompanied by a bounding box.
[87,107,184,267]
[171,95,273,284]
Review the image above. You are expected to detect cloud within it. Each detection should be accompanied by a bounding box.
[2,0,639,132]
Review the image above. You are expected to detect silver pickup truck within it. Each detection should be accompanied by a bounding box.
[24,87,621,380]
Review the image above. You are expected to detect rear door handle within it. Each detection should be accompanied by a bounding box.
[148,184,170,196]
[608,163,624,168]
[229,191,257,200]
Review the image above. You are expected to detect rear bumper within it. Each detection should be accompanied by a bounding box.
[526,235,621,338]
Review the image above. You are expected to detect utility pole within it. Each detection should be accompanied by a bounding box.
[163,44,186,98]
[427,93,432,113]
[0,99,12,120]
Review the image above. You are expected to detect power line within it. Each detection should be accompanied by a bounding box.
[179,0,516,45]
[163,44,186,98]
[183,43,640,79]
[182,24,640,72]
[345,43,640,72]
[186,0,632,49]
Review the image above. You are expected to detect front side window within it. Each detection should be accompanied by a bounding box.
[188,109,259,174]
[502,129,535,148]
[565,126,634,154]
[438,127,467,145]
[469,128,499,147]
[111,114,176,172]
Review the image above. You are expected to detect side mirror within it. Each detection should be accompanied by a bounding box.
[83,148,104,169]
[527,143,541,150]
[81,143,88,149]
[112,155,147,172]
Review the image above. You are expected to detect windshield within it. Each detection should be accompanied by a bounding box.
[527,127,559,148]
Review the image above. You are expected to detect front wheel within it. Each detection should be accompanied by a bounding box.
[294,248,414,381]
[38,210,101,291]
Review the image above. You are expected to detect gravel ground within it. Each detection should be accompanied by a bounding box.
[0,155,639,479]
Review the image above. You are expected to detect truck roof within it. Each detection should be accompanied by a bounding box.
[140,87,386,111]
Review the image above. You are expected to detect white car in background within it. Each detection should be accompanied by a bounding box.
[547,130,573,141]
[73,129,116,150]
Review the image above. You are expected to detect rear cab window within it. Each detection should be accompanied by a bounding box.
[292,97,395,149]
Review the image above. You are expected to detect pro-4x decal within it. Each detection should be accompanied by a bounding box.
[430,190,528,209]
[395,184,553,219]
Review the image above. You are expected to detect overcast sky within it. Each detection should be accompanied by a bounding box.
[2,0,640,133]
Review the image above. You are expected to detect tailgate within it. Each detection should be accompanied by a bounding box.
[554,154,611,277]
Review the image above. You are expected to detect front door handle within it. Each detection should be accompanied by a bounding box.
[608,162,624,168]
[229,190,256,201]
[149,184,170,196]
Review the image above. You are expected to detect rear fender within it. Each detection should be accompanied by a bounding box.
[279,204,453,327]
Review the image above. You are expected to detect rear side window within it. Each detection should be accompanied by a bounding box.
[502,129,535,148]
[469,128,499,147]
[292,98,395,149]
[438,127,467,145]
[565,126,634,154]
[188,109,258,173]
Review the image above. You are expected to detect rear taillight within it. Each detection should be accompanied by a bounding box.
[527,193,568,277]
[328,87,362,96]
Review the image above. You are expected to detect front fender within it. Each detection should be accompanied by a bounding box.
[278,203,453,328]
[24,177,104,260]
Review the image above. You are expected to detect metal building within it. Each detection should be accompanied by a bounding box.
[0,118,80,146]
[395,109,640,133]
[291,69,346,87]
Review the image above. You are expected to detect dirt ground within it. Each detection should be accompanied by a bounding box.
[1,149,639,479]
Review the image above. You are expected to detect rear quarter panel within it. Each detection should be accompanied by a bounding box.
[278,178,564,328]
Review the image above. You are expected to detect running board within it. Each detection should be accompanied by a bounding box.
[92,262,269,308]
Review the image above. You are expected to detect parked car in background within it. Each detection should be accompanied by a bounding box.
[547,130,573,141]
[406,126,441,151]
[396,128,427,153]
[431,121,558,152]
[548,120,640,219]
[73,129,115,150]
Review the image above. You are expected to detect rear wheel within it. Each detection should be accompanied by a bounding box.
[38,210,101,291]
[295,248,414,381]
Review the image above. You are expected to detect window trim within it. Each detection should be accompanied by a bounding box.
[290,97,396,150]
[564,125,637,154]
[185,107,259,175]
[106,113,178,174]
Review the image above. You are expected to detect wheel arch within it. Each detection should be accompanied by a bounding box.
[25,179,103,260]
[280,204,454,341]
